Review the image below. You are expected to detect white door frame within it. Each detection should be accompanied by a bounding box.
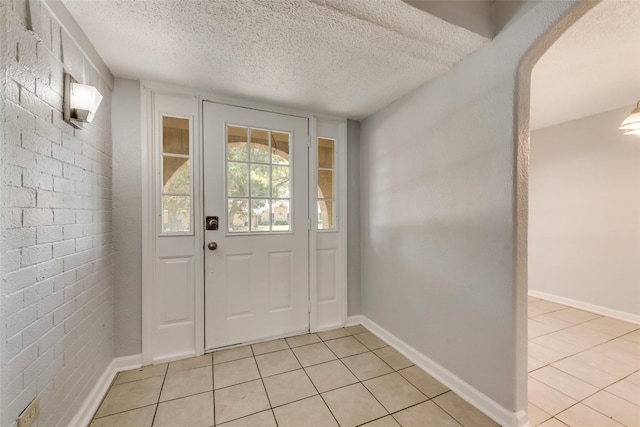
[141,82,348,364]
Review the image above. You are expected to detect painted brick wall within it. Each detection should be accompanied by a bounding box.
[1,1,114,426]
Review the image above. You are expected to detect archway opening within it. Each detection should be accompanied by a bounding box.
[518,1,640,424]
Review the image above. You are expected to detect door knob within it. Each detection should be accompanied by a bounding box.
[207,242,218,251]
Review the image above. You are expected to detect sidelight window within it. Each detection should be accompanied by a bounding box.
[317,137,336,230]
[161,116,192,234]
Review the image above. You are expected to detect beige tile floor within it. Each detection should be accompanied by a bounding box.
[90,300,640,427]
[528,296,640,427]
[90,325,498,427]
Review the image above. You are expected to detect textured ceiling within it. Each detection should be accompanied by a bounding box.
[531,0,640,130]
[61,0,488,119]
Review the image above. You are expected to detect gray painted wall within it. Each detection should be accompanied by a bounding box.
[347,120,361,316]
[359,0,583,416]
[529,105,640,318]
[112,79,143,356]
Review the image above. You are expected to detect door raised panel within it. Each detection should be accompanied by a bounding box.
[317,249,337,302]
[226,254,252,319]
[160,257,193,324]
[268,251,294,311]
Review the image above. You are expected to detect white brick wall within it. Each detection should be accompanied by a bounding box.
[1,1,114,426]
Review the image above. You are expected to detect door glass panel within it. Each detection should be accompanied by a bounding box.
[318,138,334,168]
[161,116,192,234]
[163,117,190,155]
[228,199,249,232]
[227,162,248,197]
[250,129,270,163]
[318,200,334,230]
[163,158,190,193]
[272,165,290,198]
[318,170,334,199]
[162,195,191,232]
[272,200,290,231]
[227,126,249,161]
[251,199,271,232]
[272,132,290,165]
[250,164,270,197]
[226,124,292,233]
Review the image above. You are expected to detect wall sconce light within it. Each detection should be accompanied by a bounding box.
[63,73,103,129]
[619,100,640,135]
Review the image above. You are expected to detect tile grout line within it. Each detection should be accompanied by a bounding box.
[91,369,166,421]
[211,352,217,427]
[150,363,169,426]
[527,301,640,426]
[289,339,342,427]
[429,392,474,427]
[528,332,638,379]
[254,338,280,427]
[304,330,442,427]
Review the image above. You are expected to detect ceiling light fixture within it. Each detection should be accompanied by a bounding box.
[63,73,103,129]
[619,100,640,135]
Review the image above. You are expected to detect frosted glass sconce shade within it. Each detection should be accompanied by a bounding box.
[63,73,103,129]
[619,101,640,135]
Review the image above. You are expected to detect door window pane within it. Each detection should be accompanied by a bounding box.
[318,200,334,230]
[162,195,191,233]
[272,132,290,165]
[163,158,190,194]
[251,199,271,232]
[227,162,249,197]
[318,138,334,168]
[318,170,334,199]
[273,200,290,231]
[163,117,190,155]
[272,166,290,198]
[250,164,270,197]
[227,126,249,161]
[250,129,270,163]
[228,199,249,232]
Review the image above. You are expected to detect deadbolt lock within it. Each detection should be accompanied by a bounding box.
[206,216,219,230]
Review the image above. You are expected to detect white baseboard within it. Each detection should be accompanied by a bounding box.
[113,353,143,373]
[345,314,363,326]
[313,322,346,333]
[70,354,142,427]
[529,290,640,325]
[360,316,528,427]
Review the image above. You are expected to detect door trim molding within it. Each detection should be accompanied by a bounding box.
[141,81,348,362]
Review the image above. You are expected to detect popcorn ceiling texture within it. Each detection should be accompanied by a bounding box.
[0,1,114,426]
[62,0,488,119]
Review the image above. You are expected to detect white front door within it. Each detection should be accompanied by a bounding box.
[203,102,309,350]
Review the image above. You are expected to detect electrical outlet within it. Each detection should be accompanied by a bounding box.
[17,397,40,427]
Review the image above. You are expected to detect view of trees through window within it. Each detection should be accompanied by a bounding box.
[227,126,291,232]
